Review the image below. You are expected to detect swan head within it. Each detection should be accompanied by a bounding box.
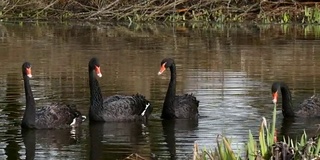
[158,58,174,75]
[89,57,102,77]
[22,62,32,78]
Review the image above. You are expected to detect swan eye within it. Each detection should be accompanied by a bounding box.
[94,65,102,77]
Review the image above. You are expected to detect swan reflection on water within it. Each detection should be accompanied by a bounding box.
[161,119,199,160]
[279,117,320,139]
[89,121,150,160]
[21,128,82,160]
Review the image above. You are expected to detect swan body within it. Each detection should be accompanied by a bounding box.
[21,62,85,129]
[88,57,152,122]
[158,58,199,119]
[271,82,320,117]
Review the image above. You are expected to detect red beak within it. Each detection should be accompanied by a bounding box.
[158,63,166,75]
[95,66,102,77]
[272,91,278,104]
[26,67,32,78]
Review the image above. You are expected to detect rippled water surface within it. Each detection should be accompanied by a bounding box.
[1,22,320,159]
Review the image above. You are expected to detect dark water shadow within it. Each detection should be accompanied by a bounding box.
[279,117,320,140]
[162,119,199,160]
[2,73,23,159]
[21,128,81,160]
[89,121,149,160]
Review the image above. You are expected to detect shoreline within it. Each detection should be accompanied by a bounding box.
[1,1,320,23]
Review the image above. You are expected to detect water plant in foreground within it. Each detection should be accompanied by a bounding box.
[193,103,320,160]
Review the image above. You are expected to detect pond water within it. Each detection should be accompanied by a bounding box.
[0,22,320,159]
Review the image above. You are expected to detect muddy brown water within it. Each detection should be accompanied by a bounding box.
[0,22,320,159]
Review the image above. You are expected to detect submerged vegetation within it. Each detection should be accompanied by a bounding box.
[2,0,320,23]
[193,104,320,160]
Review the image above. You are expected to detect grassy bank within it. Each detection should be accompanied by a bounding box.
[2,0,320,23]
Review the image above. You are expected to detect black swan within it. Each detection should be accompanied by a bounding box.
[271,82,320,117]
[21,62,86,129]
[88,57,152,122]
[157,58,199,119]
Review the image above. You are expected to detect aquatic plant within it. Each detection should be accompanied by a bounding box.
[247,104,277,159]
[192,135,240,160]
[281,12,290,23]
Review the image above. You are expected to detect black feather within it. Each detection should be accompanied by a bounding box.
[158,58,199,119]
[272,82,320,118]
[88,58,152,122]
[21,62,84,129]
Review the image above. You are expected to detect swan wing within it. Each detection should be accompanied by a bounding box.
[100,94,150,120]
[174,94,199,119]
[297,95,320,117]
[35,103,80,129]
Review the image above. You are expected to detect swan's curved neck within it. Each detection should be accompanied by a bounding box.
[162,64,176,117]
[89,69,103,113]
[22,75,36,127]
[279,82,295,117]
